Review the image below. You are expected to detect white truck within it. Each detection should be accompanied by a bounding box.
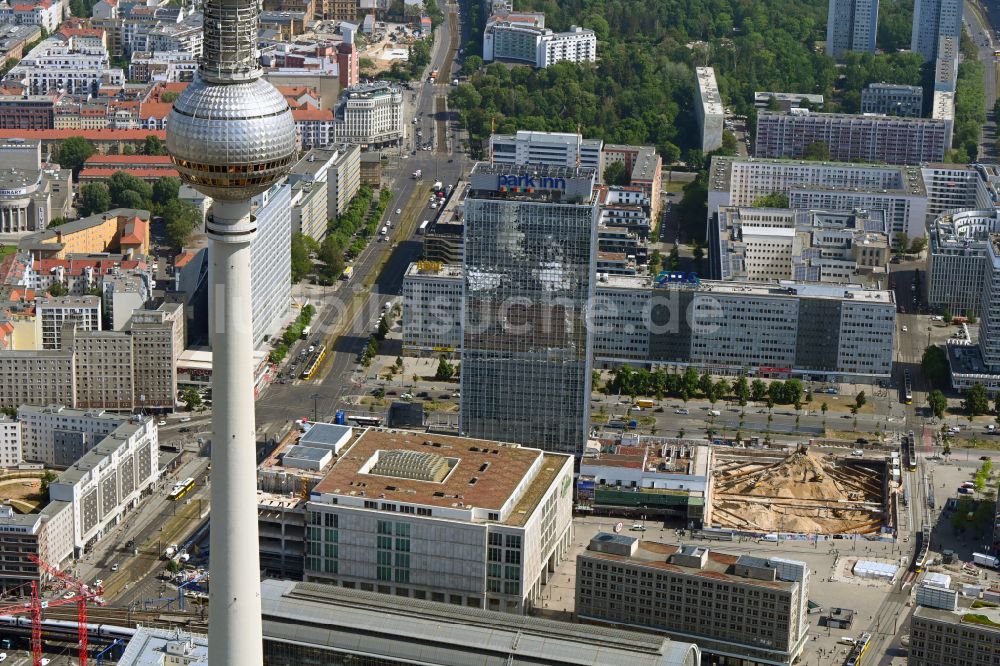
[973,552,1000,568]
[412,169,422,179]
[432,181,443,192]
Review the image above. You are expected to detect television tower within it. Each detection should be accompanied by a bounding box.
[164,0,297,661]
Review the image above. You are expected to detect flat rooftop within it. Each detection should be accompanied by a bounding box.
[709,156,926,196]
[584,538,798,591]
[404,262,462,279]
[582,441,709,477]
[55,418,149,486]
[759,109,947,124]
[696,67,724,116]
[261,580,699,665]
[916,603,1000,631]
[312,429,568,526]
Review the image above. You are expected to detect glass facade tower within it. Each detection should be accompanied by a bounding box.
[460,164,597,456]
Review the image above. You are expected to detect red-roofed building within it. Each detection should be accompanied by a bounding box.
[291,106,334,149]
[0,129,166,160]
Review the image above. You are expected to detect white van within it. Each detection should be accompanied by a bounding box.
[708,409,721,417]
[838,637,857,646]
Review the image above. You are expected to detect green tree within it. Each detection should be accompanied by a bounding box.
[894,232,909,252]
[692,243,704,271]
[290,232,313,283]
[750,192,790,208]
[750,379,767,402]
[648,249,663,274]
[160,91,179,103]
[47,281,67,297]
[143,135,167,155]
[909,237,927,255]
[39,469,57,493]
[734,376,750,406]
[461,55,483,75]
[928,389,948,419]
[78,182,112,216]
[180,386,202,412]
[55,136,95,172]
[855,391,867,409]
[434,355,454,380]
[163,199,202,249]
[820,401,828,421]
[603,160,630,186]
[108,171,153,208]
[152,176,181,207]
[667,244,680,270]
[803,140,831,160]
[922,345,950,389]
[963,383,991,416]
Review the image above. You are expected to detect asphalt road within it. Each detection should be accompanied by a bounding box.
[255,0,467,429]
[965,0,998,160]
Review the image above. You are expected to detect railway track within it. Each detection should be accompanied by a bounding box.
[44,605,206,633]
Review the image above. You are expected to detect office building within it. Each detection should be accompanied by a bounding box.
[0,137,73,233]
[708,156,929,238]
[488,130,602,169]
[694,67,724,152]
[402,261,463,352]
[578,440,711,526]
[460,164,597,456]
[483,12,596,68]
[5,33,125,96]
[921,164,983,219]
[928,209,1000,316]
[288,143,361,238]
[0,417,20,467]
[0,501,73,594]
[303,428,575,614]
[978,235,1000,372]
[37,295,102,350]
[128,303,185,410]
[260,580,702,665]
[755,109,948,165]
[577,535,809,665]
[102,273,151,331]
[909,604,1000,665]
[118,627,208,666]
[912,0,961,61]
[48,415,159,556]
[861,83,923,117]
[826,0,879,57]
[334,81,403,148]
[709,207,891,283]
[249,182,293,348]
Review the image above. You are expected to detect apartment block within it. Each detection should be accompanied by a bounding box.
[826,0,879,57]
[303,429,575,614]
[128,303,185,411]
[754,91,824,111]
[334,81,403,148]
[5,34,125,96]
[250,182,292,347]
[260,580,702,665]
[17,208,150,260]
[288,143,362,238]
[0,93,58,130]
[977,235,1000,372]
[909,604,1000,665]
[755,109,947,165]
[694,67,724,152]
[483,12,596,68]
[0,417,20,467]
[709,207,890,283]
[48,415,159,555]
[17,404,124,467]
[707,156,928,238]
[921,164,982,219]
[37,296,102,350]
[928,209,1000,316]
[861,83,923,117]
[912,0,961,61]
[576,536,809,665]
[0,501,73,594]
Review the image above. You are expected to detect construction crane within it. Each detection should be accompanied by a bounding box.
[0,554,105,666]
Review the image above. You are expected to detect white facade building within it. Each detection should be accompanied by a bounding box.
[0,417,21,467]
[488,130,602,169]
[0,0,61,34]
[5,34,126,96]
[483,14,596,68]
[334,82,403,148]
[48,416,159,555]
[928,209,1000,316]
[303,429,575,614]
[536,26,597,68]
[249,182,292,348]
[695,67,724,153]
[17,404,125,467]
[708,156,929,238]
[402,262,463,352]
[826,0,879,57]
[912,0,961,61]
[37,295,102,350]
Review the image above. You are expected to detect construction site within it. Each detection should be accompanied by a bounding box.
[708,446,891,537]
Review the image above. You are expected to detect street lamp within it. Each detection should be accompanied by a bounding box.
[311,393,322,422]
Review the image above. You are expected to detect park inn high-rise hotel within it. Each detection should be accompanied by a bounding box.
[460,164,598,457]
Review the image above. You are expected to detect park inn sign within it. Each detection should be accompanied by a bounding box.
[496,174,567,191]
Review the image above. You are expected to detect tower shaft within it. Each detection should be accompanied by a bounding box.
[201,0,262,83]
[207,200,263,665]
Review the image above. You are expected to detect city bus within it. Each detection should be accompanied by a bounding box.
[902,370,913,405]
[168,477,196,501]
[300,344,326,380]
